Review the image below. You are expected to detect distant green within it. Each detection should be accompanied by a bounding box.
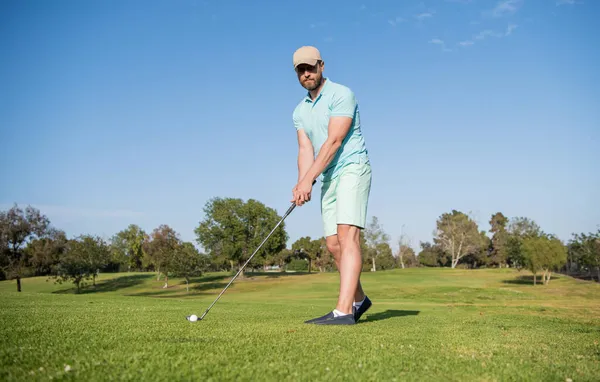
[1,268,599,381]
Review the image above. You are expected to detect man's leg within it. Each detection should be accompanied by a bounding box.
[332,161,372,319]
[333,225,363,315]
[303,178,340,324]
[325,235,365,304]
[306,162,371,324]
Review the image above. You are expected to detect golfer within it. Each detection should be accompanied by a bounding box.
[290,46,372,325]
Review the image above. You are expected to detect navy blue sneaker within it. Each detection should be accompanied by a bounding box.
[304,311,334,324]
[313,312,356,325]
[354,296,372,322]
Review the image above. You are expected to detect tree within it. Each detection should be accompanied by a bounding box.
[80,235,111,286]
[0,204,50,291]
[397,244,418,268]
[393,225,416,269]
[433,210,482,268]
[291,236,325,273]
[417,241,448,267]
[506,217,543,269]
[170,242,206,292]
[241,199,289,271]
[508,217,542,238]
[522,238,542,284]
[54,245,91,293]
[540,236,568,284]
[461,230,491,269]
[522,234,567,285]
[568,230,600,281]
[489,212,509,267]
[144,225,181,288]
[195,197,288,276]
[53,235,109,292]
[313,238,335,272]
[110,225,148,272]
[374,242,395,270]
[25,228,68,276]
[265,248,293,271]
[566,236,584,275]
[363,216,390,271]
[396,226,409,269]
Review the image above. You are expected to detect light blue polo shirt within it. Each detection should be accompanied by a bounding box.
[292,78,369,182]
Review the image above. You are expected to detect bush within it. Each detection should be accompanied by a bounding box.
[286,259,308,272]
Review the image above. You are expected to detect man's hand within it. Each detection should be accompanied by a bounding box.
[291,177,314,206]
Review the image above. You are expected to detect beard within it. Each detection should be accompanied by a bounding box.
[301,74,322,91]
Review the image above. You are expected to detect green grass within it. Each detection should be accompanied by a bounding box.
[1,268,599,381]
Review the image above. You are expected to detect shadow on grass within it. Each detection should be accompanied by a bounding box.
[502,275,559,285]
[53,274,152,294]
[192,281,228,292]
[363,310,420,323]
[126,279,230,298]
[556,271,599,283]
[128,289,178,297]
[242,271,315,279]
[188,274,230,284]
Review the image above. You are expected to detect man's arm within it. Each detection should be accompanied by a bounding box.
[299,88,356,184]
[297,129,314,183]
[300,116,352,183]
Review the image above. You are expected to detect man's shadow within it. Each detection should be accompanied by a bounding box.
[362,310,420,323]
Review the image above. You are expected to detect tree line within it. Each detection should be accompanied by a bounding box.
[1,199,598,292]
[0,205,205,292]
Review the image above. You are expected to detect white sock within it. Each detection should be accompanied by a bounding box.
[353,297,365,309]
[333,309,351,317]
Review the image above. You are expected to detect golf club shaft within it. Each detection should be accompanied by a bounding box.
[199,199,302,320]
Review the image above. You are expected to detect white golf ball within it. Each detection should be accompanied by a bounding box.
[188,314,198,322]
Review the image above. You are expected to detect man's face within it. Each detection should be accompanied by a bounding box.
[295,61,323,91]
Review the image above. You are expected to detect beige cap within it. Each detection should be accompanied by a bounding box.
[293,46,322,68]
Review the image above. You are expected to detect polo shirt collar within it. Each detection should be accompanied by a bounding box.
[304,77,331,103]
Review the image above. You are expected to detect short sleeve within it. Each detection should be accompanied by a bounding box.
[293,109,304,131]
[330,88,357,118]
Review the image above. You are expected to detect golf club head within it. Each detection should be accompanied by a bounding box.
[186,315,202,322]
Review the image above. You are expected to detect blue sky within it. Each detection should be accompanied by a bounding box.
[1,0,598,253]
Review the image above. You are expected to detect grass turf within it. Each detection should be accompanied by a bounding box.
[1,268,599,381]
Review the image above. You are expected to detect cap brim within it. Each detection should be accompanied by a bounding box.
[294,58,319,68]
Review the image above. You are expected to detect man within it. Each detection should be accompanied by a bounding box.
[290,46,373,325]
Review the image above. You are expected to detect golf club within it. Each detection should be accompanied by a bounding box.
[187,181,315,322]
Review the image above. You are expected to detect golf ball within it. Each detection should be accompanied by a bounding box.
[188,315,198,322]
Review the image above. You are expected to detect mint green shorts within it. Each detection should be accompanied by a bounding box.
[320,161,372,237]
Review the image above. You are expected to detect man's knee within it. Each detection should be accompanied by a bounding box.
[337,224,361,251]
[326,236,340,256]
